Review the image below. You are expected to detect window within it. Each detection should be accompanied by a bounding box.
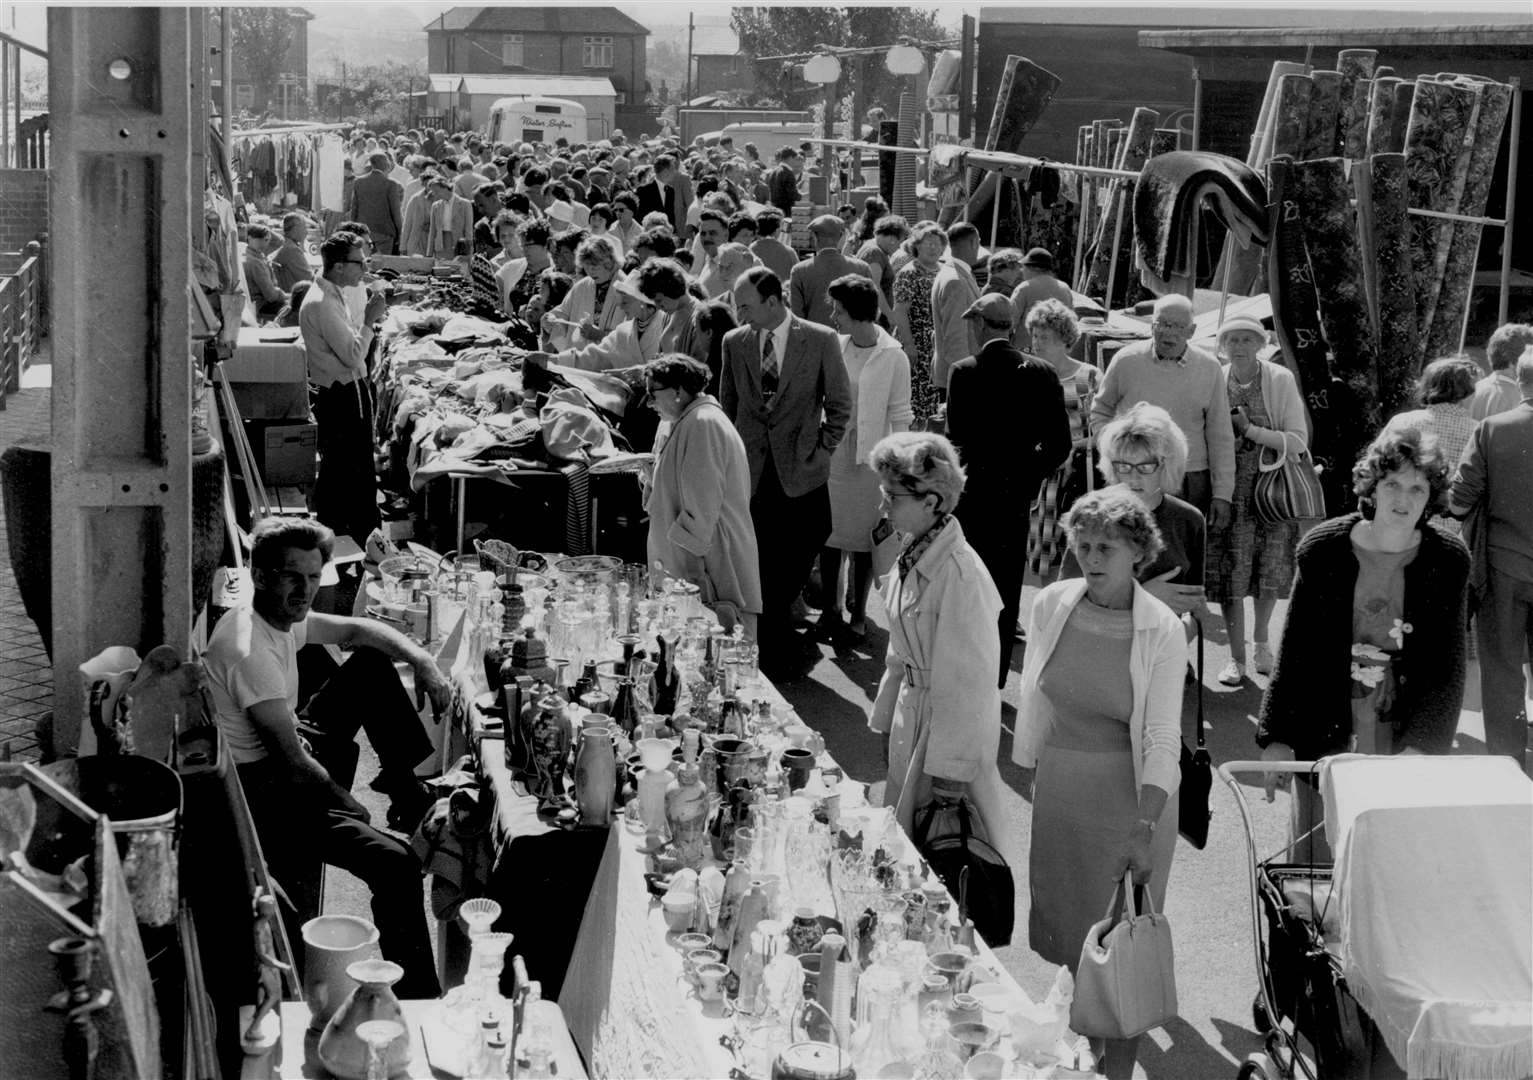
[583,36,613,69]
[501,34,523,67]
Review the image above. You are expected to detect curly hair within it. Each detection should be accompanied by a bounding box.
[1417,356,1479,405]
[1486,322,1533,372]
[1025,297,1081,348]
[1062,486,1165,568]
[1096,402,1190,489]
[575,235,618,272]
[910,220,947,254]
[1353,422,1450,514]
[635,257,689,300]
[873,214,910,240]
[644,353,712,397]
[868,432,967,513]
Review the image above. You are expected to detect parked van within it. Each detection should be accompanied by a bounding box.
[488,97,588,147]
[712,120,817,161]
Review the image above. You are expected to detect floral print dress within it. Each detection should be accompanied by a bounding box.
[893,260,941,425]
[1349,541,1417,755]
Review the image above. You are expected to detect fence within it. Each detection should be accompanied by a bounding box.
[0,243,44,406]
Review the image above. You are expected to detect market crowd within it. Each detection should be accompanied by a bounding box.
[224,123,1533,1070]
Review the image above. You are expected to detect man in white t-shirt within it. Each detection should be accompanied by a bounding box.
[203,516,448,998]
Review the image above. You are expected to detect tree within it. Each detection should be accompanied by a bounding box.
[219,7,302,114]
[318,60,425,130]
[730,6,952,117]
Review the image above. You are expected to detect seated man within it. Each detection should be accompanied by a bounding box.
[203,516,447,998]
[243,223,288,320]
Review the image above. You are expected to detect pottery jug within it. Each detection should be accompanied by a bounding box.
[711,737,757,797]
[301,915,379,1030]
[574,724,616,825]
[317,958,411,1079]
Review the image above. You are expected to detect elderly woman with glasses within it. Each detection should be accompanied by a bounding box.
[1061,403,1207,620]
[867,432,1007,846]
[1013,485,1186,1080]
[642,353,762,637]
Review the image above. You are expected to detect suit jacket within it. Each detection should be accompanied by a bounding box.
[946,337,1071,513]
[789,249,872,327]
[767,164,799,216]
[752,237,800,287]
[720,314,852,498]
[635,176,690,234]
[426,195,474,259]
[347,170,404,249]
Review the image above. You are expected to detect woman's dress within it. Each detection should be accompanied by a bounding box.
[893,260,940,425]
[1027,362,1100,582]
[1207,374,1301,604]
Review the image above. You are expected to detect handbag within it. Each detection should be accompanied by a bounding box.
[1179,615,1213,849]
[912,795,1015,947]
[1069,873,1179,1040]
[1253,432,1326,525]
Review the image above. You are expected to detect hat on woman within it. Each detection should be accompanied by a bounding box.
[1217,313,1267,339]
[612,276,656,306]
[1020,247,1055,271]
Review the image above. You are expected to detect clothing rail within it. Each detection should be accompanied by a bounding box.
[230,123,352,139]
[757,40,958,62]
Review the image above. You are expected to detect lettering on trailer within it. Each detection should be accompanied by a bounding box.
[524,114,579,132]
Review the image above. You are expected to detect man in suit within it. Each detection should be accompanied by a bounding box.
[635,154,690,236]
[1450,347,1533,773]
[945,293,1071,687]
[424,174,474,260]
[789,215,872,328]
[723,266,853,678]
[767,147,803,217]
[347,152,405,255]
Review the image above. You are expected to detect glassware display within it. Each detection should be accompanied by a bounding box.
[851,964,909,1078]
[909,1000,965,1080]
[357,1019,408,1080]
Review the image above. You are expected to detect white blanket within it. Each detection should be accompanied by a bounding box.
[1321,755,1533,1080]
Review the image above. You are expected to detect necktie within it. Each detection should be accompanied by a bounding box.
[761,332,778,401]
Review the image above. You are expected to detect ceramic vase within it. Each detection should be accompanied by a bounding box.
[300,915,379,1031]
[317,958,411,1079]
[574,724,616,825]
[787,908,825,957]
[523,693,571,804]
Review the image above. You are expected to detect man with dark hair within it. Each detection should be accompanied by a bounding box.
[946,292,1071,687]
[425,173,474,259]
[790,214,871,328]
[637,153,689,234]
[750,207,798,285]
[1451,348,1533,773]
[727,212,758,246]
[203,515,445,997]
[347,151,404,255]
[243,222,288,319]
[931,221,982,397]
[300,232,387,540]
[399,169,438,256]
[521,166,551,214]
[695,208,730,298]
[723,266,852,678]
[1472,323,1533,420]
[766,147,802,217]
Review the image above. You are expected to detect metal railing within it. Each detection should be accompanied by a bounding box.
[0,243,43,406]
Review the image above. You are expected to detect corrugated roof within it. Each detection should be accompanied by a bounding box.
[691,25,740,56]
[455,75,618,98]
[428,7,648,35]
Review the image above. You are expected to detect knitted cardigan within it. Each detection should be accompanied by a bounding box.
[1256,512,1469,758]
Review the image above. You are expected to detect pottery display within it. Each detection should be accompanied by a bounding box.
[301,915,379,1030]
[317,959,410,1079]
[574,724,616,825]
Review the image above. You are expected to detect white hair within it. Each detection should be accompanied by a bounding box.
[1153,293,1194,322]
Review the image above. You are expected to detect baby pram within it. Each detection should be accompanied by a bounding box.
[1219,756,1533,1080]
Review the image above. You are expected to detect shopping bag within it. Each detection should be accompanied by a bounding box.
[1179,614,1212,849]
[913,795,1015,947]
[1253,432,1326,525]
[1069,874,1178,1040]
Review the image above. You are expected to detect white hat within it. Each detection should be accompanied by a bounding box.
[1218,313,1267,338]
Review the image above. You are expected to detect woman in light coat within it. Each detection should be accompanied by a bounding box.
[867,432,1006,844]
[1013,485,1185,1080]
[642,353,762,636]
[542,235,627,352]
[820,274,912,641]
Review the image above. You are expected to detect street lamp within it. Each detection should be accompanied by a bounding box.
[885,39,926,76]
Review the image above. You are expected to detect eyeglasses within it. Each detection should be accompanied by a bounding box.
[879,487,927,503]
[1151,319,1193,333]
[1110,459,1162,476]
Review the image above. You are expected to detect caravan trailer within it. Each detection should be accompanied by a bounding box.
[488,97,588,147]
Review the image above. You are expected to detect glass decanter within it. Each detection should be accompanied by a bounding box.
[909,1001,965,1080]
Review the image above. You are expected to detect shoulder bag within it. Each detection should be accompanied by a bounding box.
[1069,873,1179,1040]
[1253,431,1326,525]
[1179,614,1213,849]
[913,795,1015,947]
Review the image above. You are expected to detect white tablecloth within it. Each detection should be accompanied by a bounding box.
[1320,755,1533,1080]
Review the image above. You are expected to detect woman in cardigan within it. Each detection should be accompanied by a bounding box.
[867,432,1006,846]
[1257,425,1469,859]
[819,274,913,642]
[1013,486,1185,1080]
[1206,315,1311,685]
[642,353,762,637]
[541,235,626,352]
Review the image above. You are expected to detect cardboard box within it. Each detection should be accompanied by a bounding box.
[248,420,317,485]
[232,380,311,421]
[228,328,308,383]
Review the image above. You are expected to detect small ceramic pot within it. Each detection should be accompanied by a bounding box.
[685,947,722,983]
[300,915,379,1031]
[317,959,410,1080]
[662,893,695,932]
[786,907,823,956]
[695,961,729,1001]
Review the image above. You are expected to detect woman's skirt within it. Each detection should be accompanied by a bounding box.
[1029,739,1178,967]
[827,448,882,552]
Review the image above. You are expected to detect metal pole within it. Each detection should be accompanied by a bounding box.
[1104,185,1127,310]
[2,41,9,167]
[1192,67,1203,152]
[989,175,1003,252]
[958,15,974,144]
[1498,77,1522,326]
[685,12,694,106]
[221,9,233,185]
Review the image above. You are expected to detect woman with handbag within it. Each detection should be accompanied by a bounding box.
[1014,486,1186,1080]
[1025,299,1103,584]
[866,432,1007,847]
[1257,425,1469,860]
[1206,315,1312,685]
